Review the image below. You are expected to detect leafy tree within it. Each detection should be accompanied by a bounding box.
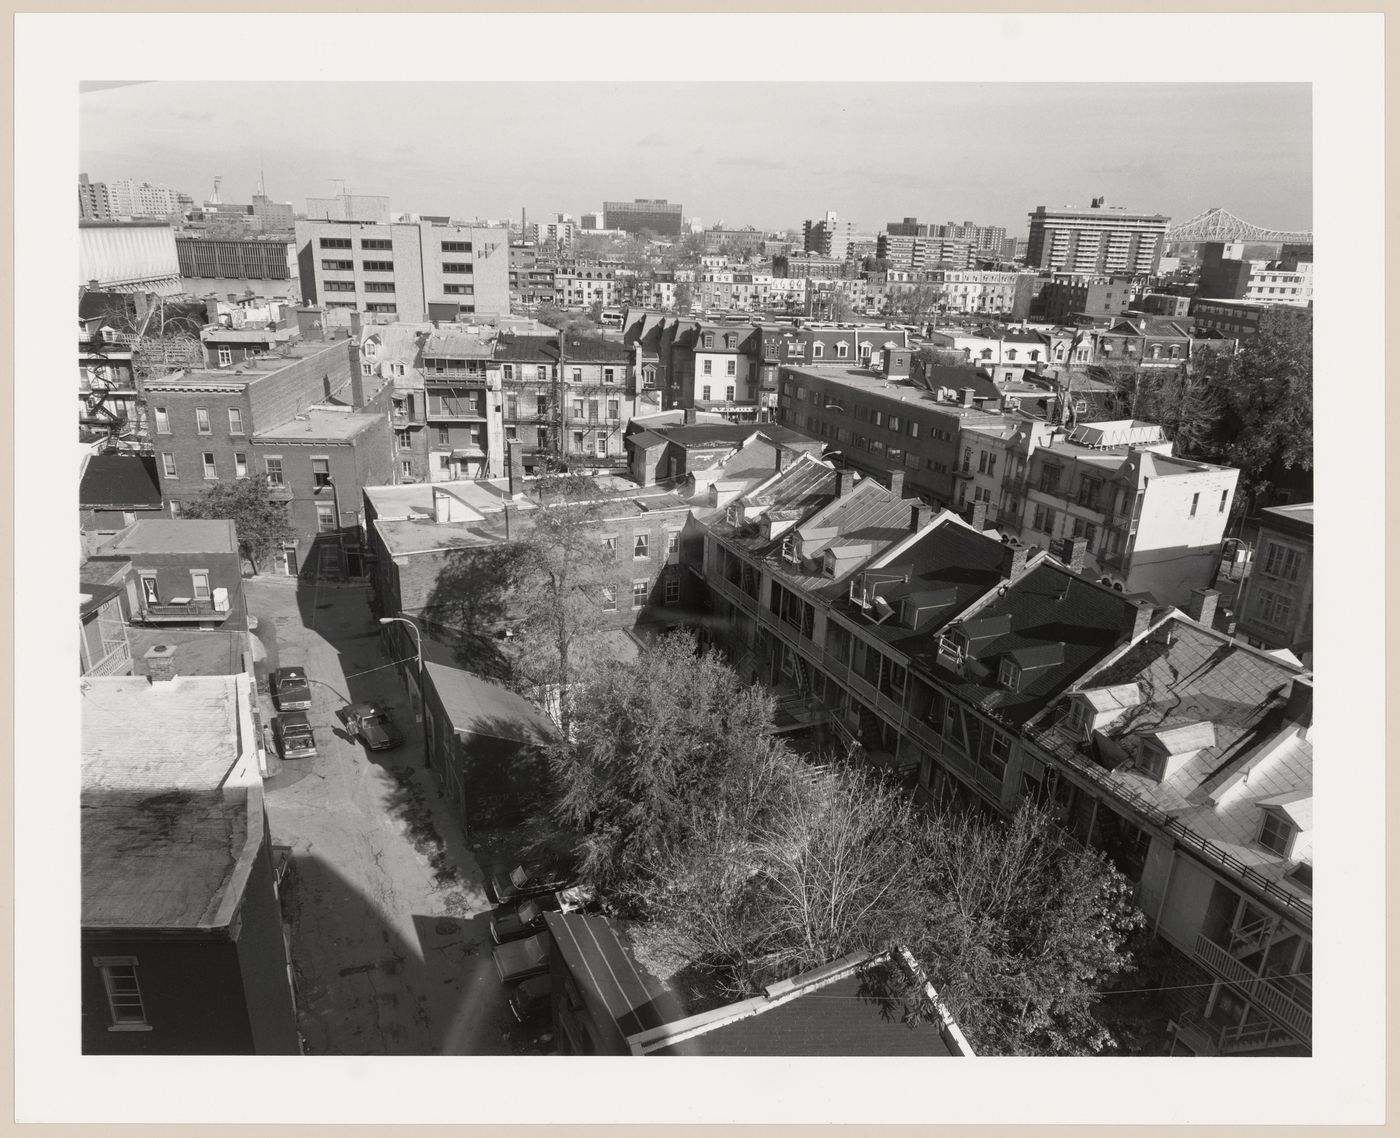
[1107,361,1226,459]
[908,803,1146,1055]
[178,473,295,575]
[829,292,856,322]
[586,299,604,323]
[890,283,945,323]
[1212,309,1313,502]
[673,281,695,313]
[548,632,786,894]
[915,345,970,373]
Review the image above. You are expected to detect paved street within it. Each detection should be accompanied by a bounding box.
[245,576,551,1056]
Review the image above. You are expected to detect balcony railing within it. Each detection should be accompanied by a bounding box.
[83,641,132,677]
[1192,934,1311,1040]
[141,597,231,622]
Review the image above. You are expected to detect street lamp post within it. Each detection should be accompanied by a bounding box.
[379,614,430,771]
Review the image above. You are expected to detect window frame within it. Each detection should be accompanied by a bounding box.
[632,578,649,608]
[95,956,149,1030]
[227,407,244,435]
[1257,809,1297,858]
[195,407,211,434]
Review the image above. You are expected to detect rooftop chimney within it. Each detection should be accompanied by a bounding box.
[1001,542,1030,580]
[910,502,933,532]
[684,407,698,424]
[1054,535,1088,574]
[775,447,788,473]
[836,470,856,497]
[1185,587,1220,629]
[965,499,988,531]
[960,387,976,407]
[1283,676,1313,728]
[144,644,177,683]
[887,470,905,496]
[1130,599,1154,640]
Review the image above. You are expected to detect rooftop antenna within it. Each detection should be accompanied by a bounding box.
[258,156,265,198]
[211,175,223,204]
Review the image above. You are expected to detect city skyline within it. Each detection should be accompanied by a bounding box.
[79,81,1312,235]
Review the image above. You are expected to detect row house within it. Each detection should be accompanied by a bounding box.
[554,266,618,309]
[359,322,433,483]
[625,417,822,488]
[923,324,1057,384]
[1023,608,1313,1055]
[1235,503,1313,664]
[948,417,1238,608]
[689,458,1311,1055]
[692,454,1152,813]
[420,326,501,481]
[199,322,298,369]
[1088,315,1233,370]
[79,452,165,535]
[79,320,143,450]
[144,337,396,577]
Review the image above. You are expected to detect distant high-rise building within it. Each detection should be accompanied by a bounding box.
[105,178,185,219]
[305,192,391,225]
[936,220,1008,251]
[78,173,112,221]
[803,211,857,261]
[1026,198,1169,276]
[251,193,295,233]
[602,199,684,236]
[580,212,604,231]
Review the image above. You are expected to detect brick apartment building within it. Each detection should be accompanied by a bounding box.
[143,336,395,577]
[1234,502,1313,663]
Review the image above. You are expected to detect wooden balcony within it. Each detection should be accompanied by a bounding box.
[1193,933,1312,1041]
[141,597,232,623]
[82,641,132,677]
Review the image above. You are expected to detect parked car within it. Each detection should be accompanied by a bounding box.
[271,666,312,711]
[491,897,554,945]
[493,932,551,984]
[507,974,553,1024]
[488,861,575,907]
[275,711,317,759]
[343,701,404,751]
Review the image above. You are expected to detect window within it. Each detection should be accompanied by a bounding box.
[1262,541,1302,582]
[441,241,472,253]
[364,282,396,293]
[1072,517,1097,547]
[667,530,680,557]
[571,368,583,383]
[1219,489,1230,513]
[702,359,712,375]
[726,386,735,401]
[196,408,211,434]
[1258,810,1297,857]
[607,399,620,419]
[1032,503,1055,533]
[360,238,392,250]
[264,456,284,486]
[366,304,396,314]
[998,658,1022,690]
[202,452,217,479]
[1258,589,1294,628]
[703,333,714,349]
[1189,492,1200,518]
[702,386,711,401]
[227,407,243,434]
[439,454,453,470]
[632,578,649,607]
[319,237,352,249]
[664,577,681,605]
[600,585,617,612]
[357,260,393,273]
[603,368,615,384]
[726,359,736,376]
[160,452,176,478]
[908,420,920,438]
[324,280,357,292]
[234,452,248,477]
[316,502,336,533]
[153,406,170,434]
[321,259,354,271]
[95,957,147,1028]
[190,570,211,600]
[401,460,413,478]
[217,346,233,367]
[312,457,331,488]
[536,366,548,383]
[1038,464,1061,494]
[441,263,473,274]
[633,533,648,559]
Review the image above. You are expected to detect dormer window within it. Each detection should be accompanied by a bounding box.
[724,334,736,349]
[836,341,849,359]
[725,504,741,526]
[1258,810,1298,858]
[813,343,824,359]
[1063,699,1091,738]
[703,334,714,349]
[823,550,837,577]
[364,340,379,358]
[998,658,1022,691]
[782,533,801,563]
[939,630,968,664]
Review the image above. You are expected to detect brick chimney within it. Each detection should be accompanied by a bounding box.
[294,306,325,343]
[910,502,933,532]
[1283,676,1313,728]
[683,407,697,424]
[1055,535,1088,574]
[887,470,905,496]
[775,446,788,473]
[144,644,177,683]
[1185,587,1220,628]
[507,439,526,500]
[960,387,976,407]
[965,499,987,530]
[836,470,856,497]
[1000,541,1030,580]
[1130,599,1154,640]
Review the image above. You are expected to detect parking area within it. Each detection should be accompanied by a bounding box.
[246,576,557,1055]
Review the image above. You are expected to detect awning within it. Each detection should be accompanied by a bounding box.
[451,448,486,460]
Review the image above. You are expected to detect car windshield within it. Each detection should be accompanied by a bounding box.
[364,715,388,727]
[525,937,548,964]
[509,865,531,889]
[517,901,541,924]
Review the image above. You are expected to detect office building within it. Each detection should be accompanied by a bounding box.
[295,219,511,322]
[105,178,186,219]
[305,192,391,224]
[1196,243,1314,307]
[602,199,684,236]
[78,173,113,221]
[1026,198,1169,276]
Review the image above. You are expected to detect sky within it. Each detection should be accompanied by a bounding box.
[80,81,1312,236]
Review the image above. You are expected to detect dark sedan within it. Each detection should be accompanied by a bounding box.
[492,932,551,984]
[488,861,574,907]
[507,975,553,1024]
[271,666,312,711]
[343,701,404,751]
[490,897,556,945]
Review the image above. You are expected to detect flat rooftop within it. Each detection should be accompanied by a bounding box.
[143,339,346,389]
[98,518,237,556]
[81,675,256,930]
[253,407,384,442]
